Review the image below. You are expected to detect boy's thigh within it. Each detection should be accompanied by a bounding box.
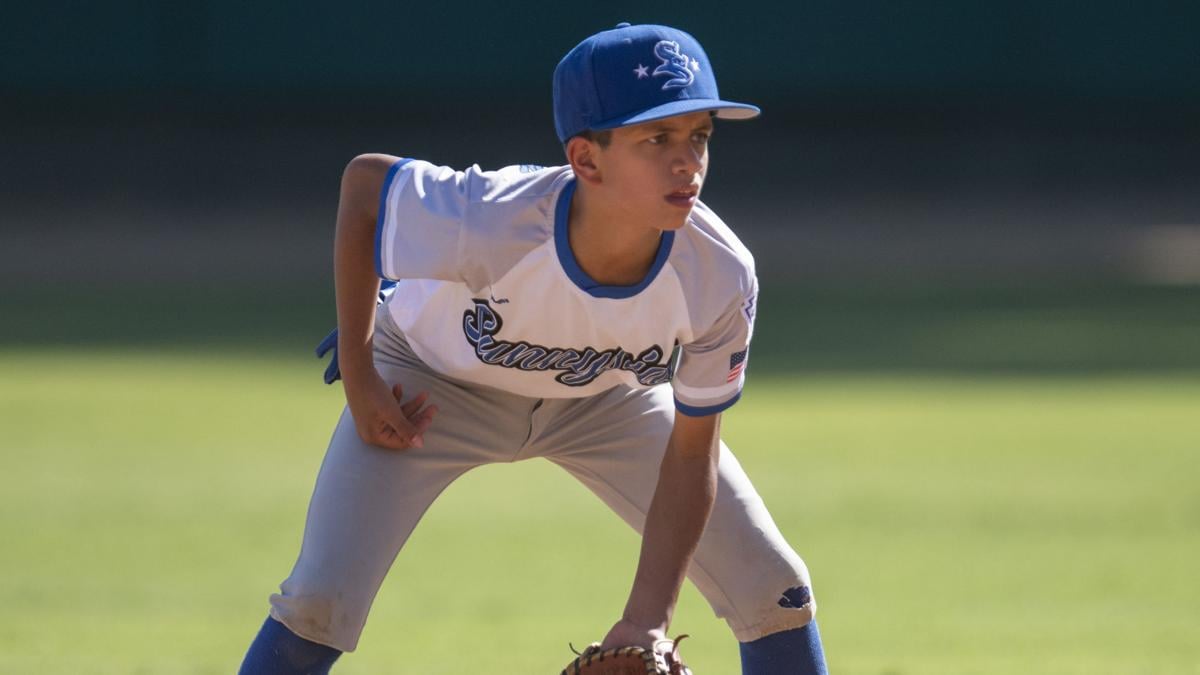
[272,353,539,651]
[271,402,467,651]
[690,444,815,642]
[537,384,816,642]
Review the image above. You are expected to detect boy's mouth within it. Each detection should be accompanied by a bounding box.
[664,185,699,209]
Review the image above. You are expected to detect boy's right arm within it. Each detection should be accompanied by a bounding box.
[334,154,438,450]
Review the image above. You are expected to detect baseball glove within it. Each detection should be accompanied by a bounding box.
[560,635,692,675]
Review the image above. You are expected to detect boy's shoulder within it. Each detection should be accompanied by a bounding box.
[475,162,573,200]
[667,201,758,332]
[402,158,573,206]
[675,200,757,283]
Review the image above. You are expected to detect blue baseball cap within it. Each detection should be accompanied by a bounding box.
[553,23,761,143]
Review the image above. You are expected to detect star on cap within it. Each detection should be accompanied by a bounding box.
[634,63,649,79]
[690,58,701,72]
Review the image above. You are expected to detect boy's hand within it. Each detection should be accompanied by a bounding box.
[564,620,689,674]
[343,369,438,450]
[599,617,666,652]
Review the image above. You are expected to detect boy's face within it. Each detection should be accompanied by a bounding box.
[594,111,713,231]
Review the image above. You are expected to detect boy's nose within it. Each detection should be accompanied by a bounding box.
[672,147,703,175]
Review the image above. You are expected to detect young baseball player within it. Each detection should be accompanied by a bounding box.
[238,23,828,675]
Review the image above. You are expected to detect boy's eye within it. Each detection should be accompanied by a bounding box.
[647,134,668,144]
[693,132,711,143]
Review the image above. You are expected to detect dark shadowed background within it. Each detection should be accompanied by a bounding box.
[3,1,1198,364]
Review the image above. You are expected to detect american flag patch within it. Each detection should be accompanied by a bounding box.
[727,349,748,382]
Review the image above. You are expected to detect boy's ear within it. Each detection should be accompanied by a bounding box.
[566,136,602,185]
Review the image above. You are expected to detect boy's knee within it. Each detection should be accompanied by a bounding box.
[729,580,819,643]
[693,534,818,642]
[269,588,365,653]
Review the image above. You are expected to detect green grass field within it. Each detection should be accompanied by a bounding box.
[2,284,1198,674]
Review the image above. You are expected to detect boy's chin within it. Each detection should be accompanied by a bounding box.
[659,211,693,231]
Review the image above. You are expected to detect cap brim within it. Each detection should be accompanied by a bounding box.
[591,99,761,131]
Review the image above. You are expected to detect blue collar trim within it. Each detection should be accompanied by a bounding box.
[553,178,676,299]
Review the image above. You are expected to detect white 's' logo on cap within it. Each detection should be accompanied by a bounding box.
[652,40,697,90]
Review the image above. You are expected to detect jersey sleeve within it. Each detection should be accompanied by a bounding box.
[374,158,469,282]
[671,274,758,417]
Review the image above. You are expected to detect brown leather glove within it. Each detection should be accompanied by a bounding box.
[561,634,692,675]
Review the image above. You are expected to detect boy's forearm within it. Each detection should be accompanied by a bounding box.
[621,436,719,631]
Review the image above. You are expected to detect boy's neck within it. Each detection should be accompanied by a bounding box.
[567,183,665,287]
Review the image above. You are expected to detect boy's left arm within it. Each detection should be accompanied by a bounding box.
[601,410,722,652]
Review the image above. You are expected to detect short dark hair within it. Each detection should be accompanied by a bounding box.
[573,128,612,148]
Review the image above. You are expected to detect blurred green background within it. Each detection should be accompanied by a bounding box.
[2,2,1198,674]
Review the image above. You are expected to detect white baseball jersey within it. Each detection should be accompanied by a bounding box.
[374,158,758,416]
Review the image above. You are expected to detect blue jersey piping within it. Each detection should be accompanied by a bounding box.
[553,178,676,299]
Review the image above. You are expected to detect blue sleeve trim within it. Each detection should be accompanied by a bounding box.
[374,158,413,280]
[674,390,742,417]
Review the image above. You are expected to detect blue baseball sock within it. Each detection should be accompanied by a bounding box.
[739,621,828,675]
[239,616,342,675]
